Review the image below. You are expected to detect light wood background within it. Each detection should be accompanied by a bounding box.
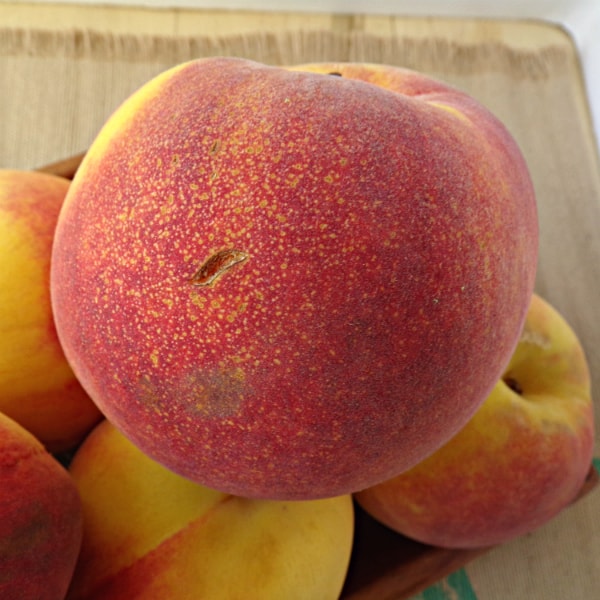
[0,1,578,48]
[1,3,599,599]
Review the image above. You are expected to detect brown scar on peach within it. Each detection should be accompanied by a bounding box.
[189,249,248,287]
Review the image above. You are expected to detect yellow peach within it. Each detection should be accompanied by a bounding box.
[355,293,594,548]
[66,419,354,599]
[0,169,103,452]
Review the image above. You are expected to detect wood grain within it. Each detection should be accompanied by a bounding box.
[0,2,568,47]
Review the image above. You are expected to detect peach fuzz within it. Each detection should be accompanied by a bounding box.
[355,293,595,548]
[0,411,82,599]
[51,57,538,499]
[66,419,354,600]
[0,170,103,452]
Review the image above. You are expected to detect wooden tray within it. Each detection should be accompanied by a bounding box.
[40,143,598,600]
[21,11,600,599]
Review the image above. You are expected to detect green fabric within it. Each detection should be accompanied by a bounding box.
[417,569,478,600]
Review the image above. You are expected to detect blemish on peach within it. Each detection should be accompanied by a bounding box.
[189,249,248,287]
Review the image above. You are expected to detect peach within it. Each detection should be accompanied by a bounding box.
[50,58,538,499]
[0,170,103,453]
[355,293,595,548]
[66,419,354,600]
[0,411,82,599]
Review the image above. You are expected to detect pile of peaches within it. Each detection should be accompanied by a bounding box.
[1,58,594,599]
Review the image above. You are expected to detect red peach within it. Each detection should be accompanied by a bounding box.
[0,411,83,599]
[50,58,538,499]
